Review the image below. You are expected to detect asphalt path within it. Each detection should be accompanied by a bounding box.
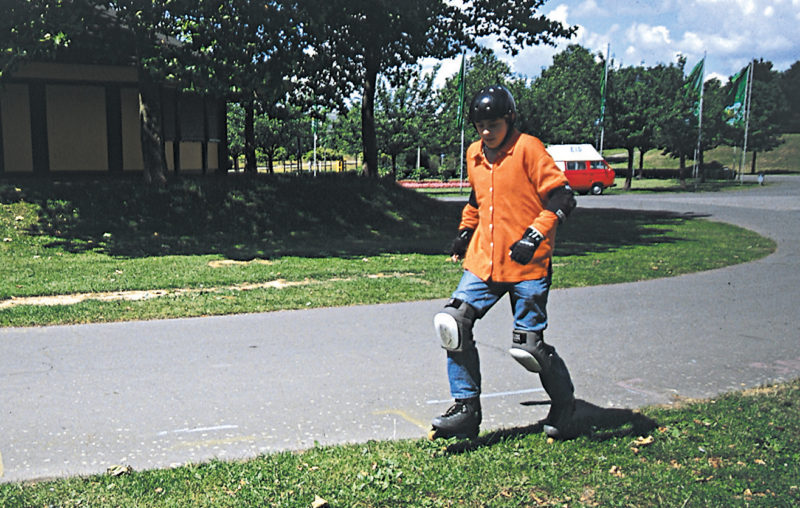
[1,174,798,483]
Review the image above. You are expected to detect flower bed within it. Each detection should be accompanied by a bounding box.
[397,180,470,189]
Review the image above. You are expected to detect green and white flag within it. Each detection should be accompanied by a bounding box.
[726,65,750,127]
[455,53,466,131]
[685,57,705,117]
[599,55,608,126]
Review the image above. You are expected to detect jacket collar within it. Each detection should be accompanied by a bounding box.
[472,129,521,165]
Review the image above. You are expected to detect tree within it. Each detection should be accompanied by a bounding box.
[329,103,362,163]
[227,103,246,171]
[778,61,800,133]
[530,45,603,144]
[374,65,440,179]
[695,78,728,175]
[651,58,731,183]
[605,65,652,189]
[176,0,309,174]
[746,61,788,172]
[303,0,574,177]
[723,60,788,173]
[254,107,293,174]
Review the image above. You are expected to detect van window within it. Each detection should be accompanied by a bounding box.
[589,161,606,169]
[566,161,584,170]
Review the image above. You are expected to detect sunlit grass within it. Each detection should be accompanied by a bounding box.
[0,176,774,327]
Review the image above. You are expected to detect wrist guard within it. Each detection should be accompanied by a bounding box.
[546,185,577,224]
[509,227,543,265]
[451,228,474,257]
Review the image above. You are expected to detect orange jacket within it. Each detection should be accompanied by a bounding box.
[459,130,568,282]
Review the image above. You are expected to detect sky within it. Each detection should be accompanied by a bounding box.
[427,0,800,85]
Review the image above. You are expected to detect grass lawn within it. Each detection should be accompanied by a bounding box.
[2,379,797,506]
[605,133,800,174]
[0,175,775,327]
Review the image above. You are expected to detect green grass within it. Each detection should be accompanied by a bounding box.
[0,175,775,327]
[604,177,763,194]
[2,379,798,506]
[605,133,800,173]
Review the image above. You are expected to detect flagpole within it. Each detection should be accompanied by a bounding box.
[739,60,754,184]
[456,52,466,192]
[459,127,465,191]
[312,118,318,177]
[599,43,610,153]
[692,51,706,180]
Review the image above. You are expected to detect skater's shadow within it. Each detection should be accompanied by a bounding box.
[441,399,658,454]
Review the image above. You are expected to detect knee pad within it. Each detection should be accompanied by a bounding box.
[511,330,574,402]
[509,329,545,372]
[434,298,477,352]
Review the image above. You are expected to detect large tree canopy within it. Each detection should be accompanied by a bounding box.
[531,44,603,145]
[302,0,574,177]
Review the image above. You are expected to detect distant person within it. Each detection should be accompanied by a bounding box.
[430,84,578,440]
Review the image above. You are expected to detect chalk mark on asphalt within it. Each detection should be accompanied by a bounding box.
[373,410,428,431]
[157,424,239,436]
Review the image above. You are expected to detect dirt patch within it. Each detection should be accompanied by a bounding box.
[206,259,274,268]
[0,272,423,309]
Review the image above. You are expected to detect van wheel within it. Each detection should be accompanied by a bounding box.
[590,183,604,195]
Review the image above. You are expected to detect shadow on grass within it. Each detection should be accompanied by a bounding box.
[1,174,706,260]
[442,399,659,454]
[556,208,709,258]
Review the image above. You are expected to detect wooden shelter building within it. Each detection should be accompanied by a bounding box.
[0,61,227,176]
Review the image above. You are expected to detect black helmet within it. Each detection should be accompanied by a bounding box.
[468,84,516,126]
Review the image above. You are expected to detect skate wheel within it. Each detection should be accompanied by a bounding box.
[427,428,440,440]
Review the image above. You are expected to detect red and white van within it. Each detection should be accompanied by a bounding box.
[546,144,616,195]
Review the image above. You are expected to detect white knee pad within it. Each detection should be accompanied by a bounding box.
[509,329,543,372]
[434,298,477,352]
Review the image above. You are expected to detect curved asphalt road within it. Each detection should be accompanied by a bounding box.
[1,174,798,482]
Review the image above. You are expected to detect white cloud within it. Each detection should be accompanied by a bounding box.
[574,0,602,16]
[626,23,673,48]
[548,4,570,24]
[678,32,706,54]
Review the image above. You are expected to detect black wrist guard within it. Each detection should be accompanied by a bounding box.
[451,228,474,257]
[546,185,577,224]
[509,227,543,265]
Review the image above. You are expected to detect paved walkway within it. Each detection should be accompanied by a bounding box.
[1,175,799,482]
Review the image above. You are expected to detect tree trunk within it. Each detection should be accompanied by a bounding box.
[638,149,644,179]
[244,99,257,173]
[751,151,758,174]
[678,155,686,187]
[698,148,706,183]
[137,66,167,186]
[623,147,635,190]
[297,136,302,172]
[361,51,379,178]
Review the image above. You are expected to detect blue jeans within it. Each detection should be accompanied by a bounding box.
[446,270,551,400]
